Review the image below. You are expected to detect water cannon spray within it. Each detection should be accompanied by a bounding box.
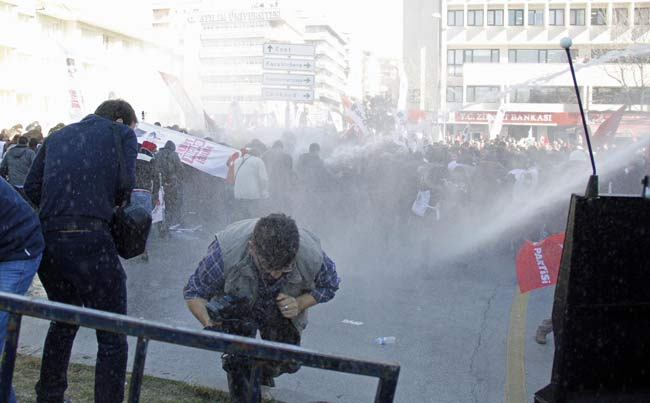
[561,37,598,197]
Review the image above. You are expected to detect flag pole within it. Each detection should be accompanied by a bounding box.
[561,37,598,197]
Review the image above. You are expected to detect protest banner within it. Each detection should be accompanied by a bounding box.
[135,122,238,179]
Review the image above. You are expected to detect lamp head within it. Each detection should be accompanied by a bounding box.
[560,37,573,49]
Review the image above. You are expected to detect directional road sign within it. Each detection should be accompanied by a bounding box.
[263,58,315,72]
[263,43,315,57]
[262,87,314,103]
[263,73,315,87]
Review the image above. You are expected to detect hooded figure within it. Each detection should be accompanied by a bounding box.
[156,140,184,233]
[0,136,35,188]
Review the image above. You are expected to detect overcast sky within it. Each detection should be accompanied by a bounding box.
[287,0,403,58]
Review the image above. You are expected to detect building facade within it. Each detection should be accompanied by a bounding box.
[0,0,185,131]
[304,22,349,125]
[403,0,443,112]
[440,0,650,141]
[153,1,350,128]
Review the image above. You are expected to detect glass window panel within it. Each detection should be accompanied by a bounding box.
[614,8,629,26]
[468,10,483,26]
[570,9,585,25]
[448,10,464,26]
[550,9,565,25]
[487,9,504,26]
[635,8,650,25]
[546,49,565,63]
[591,8,607,25]
[529,9,544,26]
[508,9,524,26]
[472,50,492,63]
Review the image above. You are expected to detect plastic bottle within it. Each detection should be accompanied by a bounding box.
[374,336,396,345]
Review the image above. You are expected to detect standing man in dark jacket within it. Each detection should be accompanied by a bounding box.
[0,136,35,199]
[157,140,184,235]
[132,140,160,261]
[24,99,138,403]
[0,177,44,403]
[262,140,294,212]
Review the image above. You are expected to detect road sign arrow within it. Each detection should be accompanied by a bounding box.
[267,45,273,52]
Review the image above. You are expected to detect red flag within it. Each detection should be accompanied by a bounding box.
[593,104,626,140]
[515,232,565,293]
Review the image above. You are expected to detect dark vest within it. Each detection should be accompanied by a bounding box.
[217,219,324,332]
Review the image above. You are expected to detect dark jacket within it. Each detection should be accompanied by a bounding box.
[0,177,44,261]
[134,148,160,195]
[0,144,35,186]
[156,141,183,186]
[24,114,138,230]
[262,147,294,195]
[297,152,331,192]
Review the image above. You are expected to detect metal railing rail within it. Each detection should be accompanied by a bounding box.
[0,291,400,403]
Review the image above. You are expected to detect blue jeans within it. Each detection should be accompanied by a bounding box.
[0,254,43,403]
[130,190,153,213]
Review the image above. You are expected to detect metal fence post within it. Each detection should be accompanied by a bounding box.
[0,314,22,403]
[374,368,400,403]
[247,361,262,403]
[128,337,149,403]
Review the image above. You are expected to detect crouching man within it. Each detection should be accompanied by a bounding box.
[183,213,340,401]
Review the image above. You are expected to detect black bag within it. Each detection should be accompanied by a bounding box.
[110,125,152,259]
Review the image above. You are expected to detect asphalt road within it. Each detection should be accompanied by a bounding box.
[20,226,556,403]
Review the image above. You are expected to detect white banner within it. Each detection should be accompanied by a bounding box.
[135,123,239,179]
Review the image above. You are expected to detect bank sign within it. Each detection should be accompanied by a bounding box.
[454,111,569,125]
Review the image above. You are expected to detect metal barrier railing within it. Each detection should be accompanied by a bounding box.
[0,291,400,403]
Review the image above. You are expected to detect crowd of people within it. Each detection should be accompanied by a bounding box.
[0,100,342,403]
[1,99,648,401]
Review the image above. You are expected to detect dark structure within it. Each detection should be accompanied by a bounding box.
[535,193,650,402]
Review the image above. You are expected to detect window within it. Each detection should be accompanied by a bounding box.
[512,87,575,103]
[593,87,648,105]
[528,9,544,26]
[591,8,607,25]
[447,86,463,103]
[508,49,568,63]
[467,86,500,103]
[508,9,524,26]
[508,49,538,63]
[487,9,504,26]
[614,8,628,26]
[468,10,484,26]
[447,49,464,76]
[448,10,464,26]
[464,49,500,63]
[448,49,499,76]
[635,8,650,25]
[549,9,565,26]
[570,9,585,25]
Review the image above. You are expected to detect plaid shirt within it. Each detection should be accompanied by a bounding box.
[183,238,340,304]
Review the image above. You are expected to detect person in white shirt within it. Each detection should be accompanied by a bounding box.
[233,147,269,220]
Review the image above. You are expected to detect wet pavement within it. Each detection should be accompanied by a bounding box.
[20,228,557,403]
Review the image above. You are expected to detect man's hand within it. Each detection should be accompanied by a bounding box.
[276,293,300,319]
[186,298,215,328]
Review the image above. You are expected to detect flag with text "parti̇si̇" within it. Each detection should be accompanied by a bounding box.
[515,232,565,293]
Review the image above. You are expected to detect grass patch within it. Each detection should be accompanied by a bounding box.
[12,354,231,402]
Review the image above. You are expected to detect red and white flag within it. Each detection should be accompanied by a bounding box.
[515,232,565,293]
[341,95,369,136]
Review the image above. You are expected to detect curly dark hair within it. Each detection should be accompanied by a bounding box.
[252,214,300,270]
[94,99,137,127]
